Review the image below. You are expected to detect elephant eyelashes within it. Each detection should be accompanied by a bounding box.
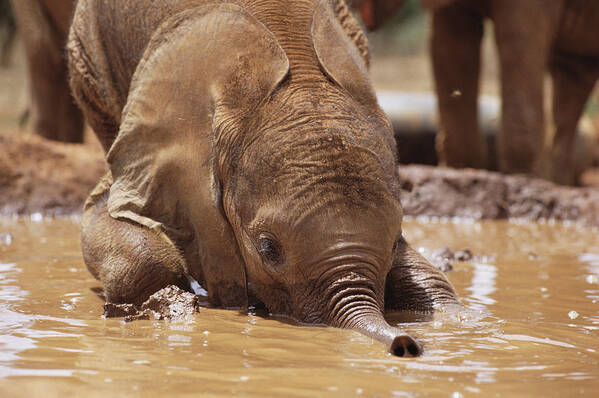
[392,238,400,255]
[258,235,284,267]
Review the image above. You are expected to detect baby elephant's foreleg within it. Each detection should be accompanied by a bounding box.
[81,197,188,305]
[385,238,459,312]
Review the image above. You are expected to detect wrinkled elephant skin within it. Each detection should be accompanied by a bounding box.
[68,0,458,357]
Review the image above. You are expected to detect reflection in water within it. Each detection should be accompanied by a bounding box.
[0,262,31,377]
[0,263,27,302]
[467,263,497,310]
[580,253,599,284]
[0,262,83,378]
[499,334,575,348]
[0,218,598,396]
[579,253,599,330]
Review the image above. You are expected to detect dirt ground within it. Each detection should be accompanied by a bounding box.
[0,132,105,215]
[398,165,599,227]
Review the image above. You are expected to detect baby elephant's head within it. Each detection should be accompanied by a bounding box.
[222,84,422,357]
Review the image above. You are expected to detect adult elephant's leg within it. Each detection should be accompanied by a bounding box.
[431,3,486,169]
[385,238,458,311]
[10,0,84,142]
[549,53,598,185]
[492,0,561,175]
[81,175,189,305]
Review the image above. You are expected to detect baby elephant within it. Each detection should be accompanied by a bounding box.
[68,0,458,357]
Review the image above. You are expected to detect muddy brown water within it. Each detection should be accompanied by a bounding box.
[0,217,597,397]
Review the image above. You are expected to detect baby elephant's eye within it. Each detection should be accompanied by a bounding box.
[258,235,283,267]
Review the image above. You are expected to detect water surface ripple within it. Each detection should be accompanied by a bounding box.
[0,218,597,396]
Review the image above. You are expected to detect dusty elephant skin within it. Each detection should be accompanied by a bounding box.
[421,0,599,185]
[8,0,84,143]
[67,0,459,357]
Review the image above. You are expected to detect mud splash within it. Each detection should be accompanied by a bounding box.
[0,217,597,396]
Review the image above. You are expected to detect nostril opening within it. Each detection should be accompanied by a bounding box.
[390,336,406,357]
[390,335,423,357]
[392,343,405,357]
[407,342,421,357]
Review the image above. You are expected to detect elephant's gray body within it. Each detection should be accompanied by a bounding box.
[424,0,599,184]
[68,0,458,357]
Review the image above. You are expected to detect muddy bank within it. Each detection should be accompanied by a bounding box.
[398,165,599,227]
[0,133,105,215]
[1,134,598,226]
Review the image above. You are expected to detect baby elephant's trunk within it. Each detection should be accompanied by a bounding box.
[328,291,423,357]
[343,311,423,357]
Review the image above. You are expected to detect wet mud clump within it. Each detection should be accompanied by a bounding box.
[427,247,496,272]
[429,247,473,272]
[103,285,201,322]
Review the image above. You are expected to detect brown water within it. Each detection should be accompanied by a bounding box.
[0,217,597,397]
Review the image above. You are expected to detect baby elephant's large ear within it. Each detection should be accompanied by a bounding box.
[311,0,378,107]
[105,4,289,308]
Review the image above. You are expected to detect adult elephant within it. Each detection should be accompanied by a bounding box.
[68,0,458,356]
[9,0,83,142]
[350,0,405,30]
[423,0,599,185]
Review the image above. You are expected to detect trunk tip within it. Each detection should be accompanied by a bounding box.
[390,335,423,357]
